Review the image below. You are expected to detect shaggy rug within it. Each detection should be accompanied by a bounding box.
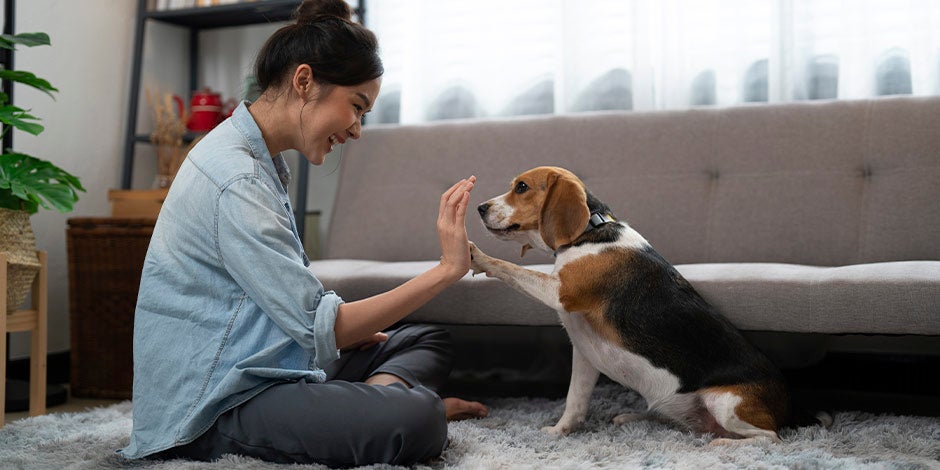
[2,384,938,469]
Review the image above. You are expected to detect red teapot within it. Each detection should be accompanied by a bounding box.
[186,88,224,132]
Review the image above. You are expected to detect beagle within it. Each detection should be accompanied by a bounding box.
[470,166,829,444]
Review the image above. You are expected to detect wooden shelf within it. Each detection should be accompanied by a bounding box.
[146,0,301,29]
[1,250,48,426]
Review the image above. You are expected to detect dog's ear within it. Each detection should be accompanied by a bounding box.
[539,171,589,251]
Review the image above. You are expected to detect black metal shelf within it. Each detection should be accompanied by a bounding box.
[146,0,301,29]
[133,132,205,144]
[122,1,307,238]
[122,0,365,242]
[122,0,303,191]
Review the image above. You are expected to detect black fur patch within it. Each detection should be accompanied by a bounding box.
[601,245,783,393]
[567,190,621,247]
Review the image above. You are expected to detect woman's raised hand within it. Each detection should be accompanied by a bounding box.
[437,176,476,281]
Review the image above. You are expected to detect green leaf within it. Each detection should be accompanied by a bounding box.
[0,105,44,135]
[0,32,51,51]
[0,70,57,98]
[0,152,84,214]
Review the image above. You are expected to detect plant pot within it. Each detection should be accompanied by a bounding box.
[0,207,40,312]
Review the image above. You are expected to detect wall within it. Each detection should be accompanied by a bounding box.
[4,0,137,359]
[3,1,341,360]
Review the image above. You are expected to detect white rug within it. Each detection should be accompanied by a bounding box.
[2,384,939,469]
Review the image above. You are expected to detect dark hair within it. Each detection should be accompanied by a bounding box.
[254,0,383,93]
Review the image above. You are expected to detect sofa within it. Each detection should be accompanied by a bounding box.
[308,96,940,380]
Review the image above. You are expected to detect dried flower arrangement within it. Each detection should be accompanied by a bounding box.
[145,87,198,188]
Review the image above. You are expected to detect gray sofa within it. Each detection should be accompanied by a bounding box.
[309,96,940,367]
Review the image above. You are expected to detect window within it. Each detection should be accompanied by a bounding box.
[367,1,940,124]
[571,69,632,112]
[875,49,913,96]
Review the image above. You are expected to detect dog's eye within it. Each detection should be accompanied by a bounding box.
[514,181,529,194]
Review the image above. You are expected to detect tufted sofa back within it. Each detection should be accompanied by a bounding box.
[325,96,940,267]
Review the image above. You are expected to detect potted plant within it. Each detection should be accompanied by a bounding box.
[0,31,84,311]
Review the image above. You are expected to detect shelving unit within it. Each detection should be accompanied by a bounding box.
[121,0,312,236]
[0,251,48,427]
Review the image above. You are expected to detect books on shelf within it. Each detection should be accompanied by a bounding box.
[152,0,256,11]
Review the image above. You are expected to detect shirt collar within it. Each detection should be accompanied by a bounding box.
[231,100,292,192]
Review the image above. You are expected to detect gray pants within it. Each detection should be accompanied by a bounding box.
[152,324,454,467]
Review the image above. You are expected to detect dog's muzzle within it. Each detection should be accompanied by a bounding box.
[478,202,519,234]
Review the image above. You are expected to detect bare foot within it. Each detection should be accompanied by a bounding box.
[443,397,488,421]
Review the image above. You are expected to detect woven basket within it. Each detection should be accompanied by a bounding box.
[67,217,156,398]
[0,207,41,313]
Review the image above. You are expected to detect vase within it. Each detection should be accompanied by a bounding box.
[0,207,41,312]
[152,173,174,189]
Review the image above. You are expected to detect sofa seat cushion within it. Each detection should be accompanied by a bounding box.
[309,260,558,326]
[309,260,940,335]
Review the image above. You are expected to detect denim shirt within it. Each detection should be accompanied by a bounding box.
[119,102,343,459]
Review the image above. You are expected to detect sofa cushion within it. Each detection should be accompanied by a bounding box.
[309,260,940,335]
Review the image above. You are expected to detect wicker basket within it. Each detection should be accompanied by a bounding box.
[67,217,156,398]
[0,207,41,312]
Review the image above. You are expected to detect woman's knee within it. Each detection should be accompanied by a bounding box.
[388,387,447,464]
[398,323,452,346]
[406,324,455,363]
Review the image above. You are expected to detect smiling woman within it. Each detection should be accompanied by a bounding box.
[119,0,485,467]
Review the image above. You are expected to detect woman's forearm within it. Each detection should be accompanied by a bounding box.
[333,263,462,349]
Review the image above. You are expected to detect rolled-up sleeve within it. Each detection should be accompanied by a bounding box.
[216,175,341,369]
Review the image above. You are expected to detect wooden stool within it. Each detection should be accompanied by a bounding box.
[0,250,48,427]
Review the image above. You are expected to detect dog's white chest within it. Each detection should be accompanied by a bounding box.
[558,311,681,407]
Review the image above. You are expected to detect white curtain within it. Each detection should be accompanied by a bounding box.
[366,0,940,124]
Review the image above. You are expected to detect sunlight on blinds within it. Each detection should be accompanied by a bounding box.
[367,0,940,124]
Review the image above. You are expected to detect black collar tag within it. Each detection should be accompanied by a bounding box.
[588,211,616,228]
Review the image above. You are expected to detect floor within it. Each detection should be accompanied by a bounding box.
[4,387,122,425]
[5,346,939,426]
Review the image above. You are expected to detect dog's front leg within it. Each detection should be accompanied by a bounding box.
[469,242,562,310]
[543,345,599,436]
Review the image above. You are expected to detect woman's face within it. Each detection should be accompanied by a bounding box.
[301,77,381,165]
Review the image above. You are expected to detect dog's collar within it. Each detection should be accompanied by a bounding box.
[587,211,616,229]
[554,211,617,258]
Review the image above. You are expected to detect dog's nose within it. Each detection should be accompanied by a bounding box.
[477,203,490,217]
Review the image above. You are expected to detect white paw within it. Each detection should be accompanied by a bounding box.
[708,435,778,447]
[612,413,646,425]
[469,260,486,276]
[540,425,570,437]
[468,242,489,276]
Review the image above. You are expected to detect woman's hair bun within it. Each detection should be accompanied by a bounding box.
[294,0,353,24]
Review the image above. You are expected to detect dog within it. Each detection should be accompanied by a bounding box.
[470,166,830,444]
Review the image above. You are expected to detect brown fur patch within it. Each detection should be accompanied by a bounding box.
[703,383,787,432]
[557,249,636,346]
[540,172,590,250]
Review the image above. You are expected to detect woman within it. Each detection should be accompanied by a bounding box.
[119,0,487,465]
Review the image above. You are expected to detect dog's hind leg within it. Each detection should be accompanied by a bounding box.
[700,388,782,445]
[543,346,599,436]
[612,412,647,425]
[612,411,675,426]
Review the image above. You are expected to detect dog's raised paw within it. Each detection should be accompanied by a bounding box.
[468,242,489,276]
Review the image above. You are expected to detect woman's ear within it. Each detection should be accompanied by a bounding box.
[292,64,315,99]
[539,171,590,251]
